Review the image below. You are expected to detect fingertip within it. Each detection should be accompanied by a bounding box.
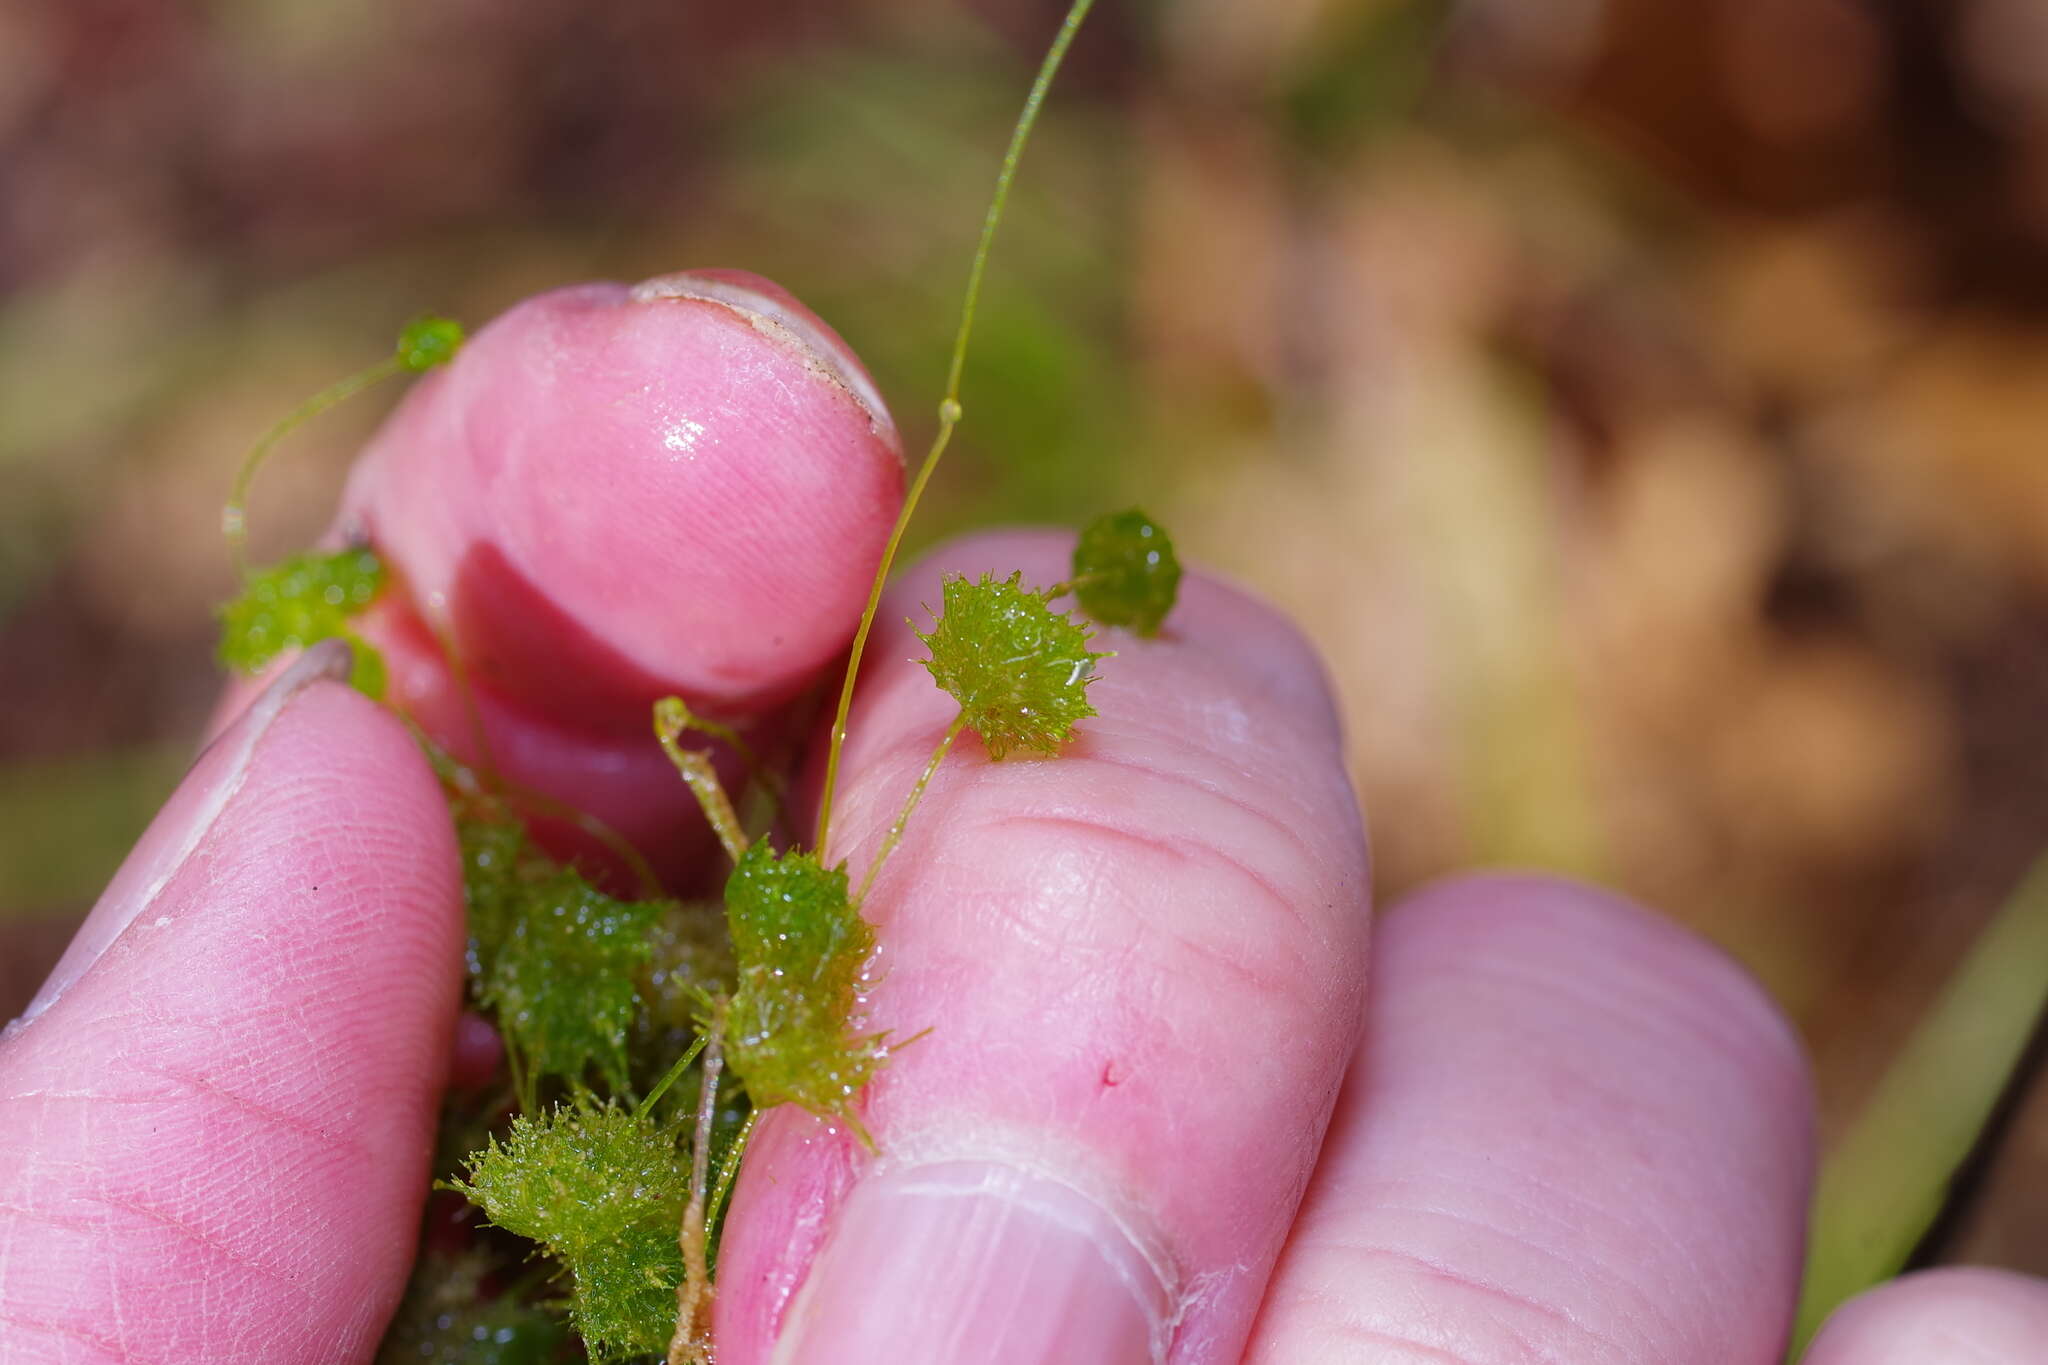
[1389,872,1813,1106]
[0,656,464,1359]
[1246,874,1816,1365]
[1803,1267,2048,1364]
[344,273,903,719]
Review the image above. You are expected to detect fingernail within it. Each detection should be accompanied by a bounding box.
[7,640,353,1034]
[631,268,900,454]
[771,1162,1171,1365]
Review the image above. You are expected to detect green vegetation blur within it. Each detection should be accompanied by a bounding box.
[4,0,2047,1287]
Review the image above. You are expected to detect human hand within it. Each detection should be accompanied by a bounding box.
[2,276,2042,1365]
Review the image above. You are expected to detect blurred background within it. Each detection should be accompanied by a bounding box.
[2,0,2045,1278]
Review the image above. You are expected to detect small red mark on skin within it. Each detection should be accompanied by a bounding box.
[1100,1061,1122,1089]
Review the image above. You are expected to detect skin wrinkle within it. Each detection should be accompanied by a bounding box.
[0,1312,135,1363]
[1451,947,1802,1091]
[1316,1238,1642,1361]
[988,813,1314,1000]
[843,726,1352,1000]
[132,1061,359,1152]
[1359,1073,1770,1347]
[1342,1198,1653,1327]
[1053,740,1333,878]
[1293,1316,1471,1365]
[80,1191,306,1298]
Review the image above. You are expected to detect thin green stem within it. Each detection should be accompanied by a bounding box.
[812,0,1097,855]
[1044,570,1106,601]
[658,696,787,819]
[635,1032,709,1120]
[706,1107,761,1241]
[856,713,969,907]
[505,1041,533,1118]
[221,356,402,569]
[670,1012,726,1365]
[656,698,750,867]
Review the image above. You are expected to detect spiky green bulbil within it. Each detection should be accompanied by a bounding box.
[216,547,388,696]
[723,842,883,1119]
[460,818,668,1095]
[917,571,1105,760]
[1073,507,1180,636]
[451,1104,688,1362]
[397,314,466,372]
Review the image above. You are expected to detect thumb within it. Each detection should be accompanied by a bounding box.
[0,641,463,1363]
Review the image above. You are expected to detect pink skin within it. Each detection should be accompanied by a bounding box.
[0,643,462,1361]
[1802,1268,2048,1364]
[1,275,2037,1363]
[212,269,904,866]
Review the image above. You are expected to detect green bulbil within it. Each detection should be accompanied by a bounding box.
[461,818,667,1094]
[452,1105,688,1363]
[376,1251,568,1365]
[216,547,388,696]
[397,314,466,372]
[918,571,1105,759]
[1073,508,1180,637]
[724,842,883,1119]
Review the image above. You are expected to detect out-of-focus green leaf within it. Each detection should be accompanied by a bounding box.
[1791,856,2048,1357]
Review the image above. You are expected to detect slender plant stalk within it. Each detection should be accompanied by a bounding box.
[636,1033,710,1120]
[706,1108,761,1242]
[813,0,1097,855]
[657,699,751,866]
[221,356,402,568]
[670,1017,726,1365]
[1789,855,2048,1357]
[856,714,969,905]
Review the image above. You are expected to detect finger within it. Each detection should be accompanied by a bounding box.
[0,642,464,1363]
[1243,876,1816,1365]
[225,270,903,860]
[1802,1267,2048,1364]
[714,530,1373,1365]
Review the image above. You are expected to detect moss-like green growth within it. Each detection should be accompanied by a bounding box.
[461,817,668,1097]
[723,842,884,1120]
[1073,507,1180,636]
[216,547,388,696]
[375,1250,568,1365]
[917,571,1105,759]
[397,314,467,372]
[631,900,738,1092]
[451,1104,689,1363]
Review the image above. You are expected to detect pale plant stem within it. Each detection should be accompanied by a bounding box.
[637,1032,709,1120]
[221,355,402,569]
[670,1014,726,1365]
[657,698,750,866]
[812,0,1098,856]
[706,1108,761,1242]
[856,713,969,907]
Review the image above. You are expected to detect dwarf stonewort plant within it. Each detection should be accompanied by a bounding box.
[209,3,1183,1361]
